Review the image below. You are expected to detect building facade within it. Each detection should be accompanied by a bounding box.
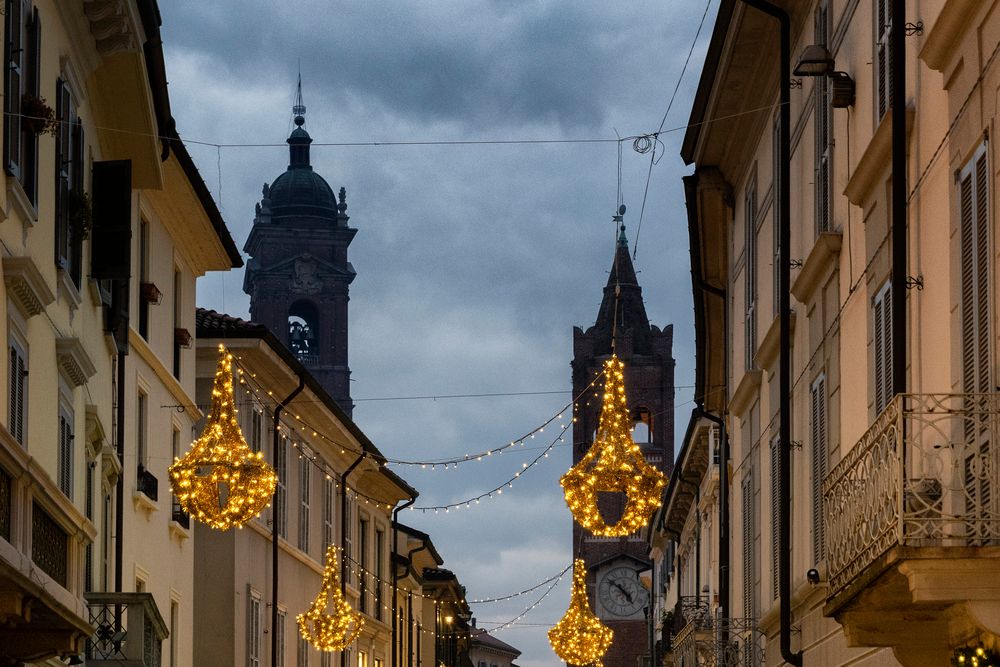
[243,95,356,416]
[660,0,1000,665]
[0,1,241,664]
[572,229,675,667]
[469,622,521,667]
[194,309,417,667]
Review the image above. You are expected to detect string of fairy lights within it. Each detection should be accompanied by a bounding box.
[174,304,668,663]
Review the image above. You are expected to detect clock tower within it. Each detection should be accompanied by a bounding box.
[243,80,357,416]
[571,223,674,667]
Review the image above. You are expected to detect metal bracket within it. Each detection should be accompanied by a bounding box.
[789,259,804,269]
[905,275,924,290]
[789,440,803,450]
[790,79,803,89]
[905,21,924,36]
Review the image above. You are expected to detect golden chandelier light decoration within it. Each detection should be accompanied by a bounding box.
[298,545,365,651]
[548,558,613,666]
[561,354,666,536]
[168,345,277,531]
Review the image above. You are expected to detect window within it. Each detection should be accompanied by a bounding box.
[321,651,332,667]
[810,375,828,562]
[875,0,892,120]
[55,78,85,287]
[343,494,353,585]
[769,436,779,599]
[250,408,263,453]
[323,475,335,553]
[959,144,991,396]
[276,608,287,667]
[3,0,40,204]
[375,529,384,620]
[248,588,262,667]
[872,280,893,414]
[85,452,94,591]
[815,2,832,236]
[299,453,310,552]
[138,219,151,339]
[358,650,368,667]
[170,600,179,667]
[172,270,181,378]
[8,336,27,446]
[297,636,309,667]
[359,518,369,613]
[741,469,756,619]
[744,175,758,368]
[275,435,287,538]
[58,403,73,499]
[137,390,148,469]
[959,143,993,526]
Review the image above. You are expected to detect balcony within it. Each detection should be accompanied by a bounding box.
[665,597,762,667]
[85,592,168,667]
[824,394,1000,664]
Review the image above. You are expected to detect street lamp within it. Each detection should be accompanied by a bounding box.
[793,44,856,108]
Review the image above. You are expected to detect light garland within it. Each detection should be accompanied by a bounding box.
[560,355,666,536]
[954,646,1000,667]
[168,346,277,530]
[548,558,613,666]
[298,545,365,651]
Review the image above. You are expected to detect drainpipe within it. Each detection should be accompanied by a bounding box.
[737,2,799,664]
[340,453,365,667]
[271,378,305,667]
[391,495,418,667]
[114,351,125,596]
[891,0,907,399]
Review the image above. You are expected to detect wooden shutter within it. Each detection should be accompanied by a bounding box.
[22,5,39,204]
[873,281,892,414]
[811,376,828,562]
[55,79,71,270]
[4,0,23,177]
[741,471,754,618]
[770,436,779,599]
[58,411,72,498]
[876,0,891,119]
[8,343,26,445]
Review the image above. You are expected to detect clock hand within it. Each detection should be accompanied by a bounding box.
[611,582,633,604]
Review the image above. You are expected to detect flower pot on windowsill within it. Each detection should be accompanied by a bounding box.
[140,281,162,305]
[68,190,92,240]
[174,328,192,348]
[21,94,58,136]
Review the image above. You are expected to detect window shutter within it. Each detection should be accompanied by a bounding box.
[873,282,893,414]
[22,5,39,204]
[8,344,25,445]
[876,0,891,119]
[811,376,828,562]
[59,411,72,498]
[741,472,754,618]
[770,437,779,599]
[90,160,133,280]
[974,152,990,394]
[55,79,71,269]
[4,0,22,177]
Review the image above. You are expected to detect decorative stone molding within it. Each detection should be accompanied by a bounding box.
[83,0,136,55]
[791,232,843,305]
[729,369,762,417]
[85,405,106,461]
[55,337,97,387]
[3,256,54,317]
[754,310,797,370]
[844,107,914,207]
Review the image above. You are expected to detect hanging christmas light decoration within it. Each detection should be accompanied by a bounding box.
[561,354,666,536]
[548,558,613,666]
[168,345,277,530]
[298,545,365,651]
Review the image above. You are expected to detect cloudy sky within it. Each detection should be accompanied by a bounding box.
[159,1,717,664]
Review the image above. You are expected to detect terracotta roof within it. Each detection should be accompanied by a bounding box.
[471,628,521,657]
[195,308,267,334]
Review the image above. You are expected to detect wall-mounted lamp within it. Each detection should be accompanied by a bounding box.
[793,44,855,108]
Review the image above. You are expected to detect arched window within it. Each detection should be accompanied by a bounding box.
[288,300,318,363]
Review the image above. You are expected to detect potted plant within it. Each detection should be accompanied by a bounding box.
[68,190,92,240]
[21,94,58,135]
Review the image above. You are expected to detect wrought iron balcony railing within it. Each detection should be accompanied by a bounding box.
[824,393,1000,596]
[170,498,190,529]
[673,612,763,667]
[85,592,167,667]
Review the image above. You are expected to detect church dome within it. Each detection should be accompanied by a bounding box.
[265,101,339,221]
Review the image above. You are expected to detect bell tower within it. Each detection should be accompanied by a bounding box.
[243,79,356,415]
[570,220,675,667]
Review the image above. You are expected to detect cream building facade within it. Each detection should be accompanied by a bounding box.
[194,310,419,667]
[0,1,242,664]
[653,0,1000,665]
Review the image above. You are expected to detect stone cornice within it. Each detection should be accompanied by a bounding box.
[56,338,97,387]
[844,107,914,207]
[791,232,843,305]
[729,368,762,417]
[3,256,54,317]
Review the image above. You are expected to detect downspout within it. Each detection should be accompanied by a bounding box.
[114,351,125,596]
[340,453,365,667]
[737,2,800,664]
[891,0,906,399]
[391,496,418,667]
[271,378,305,667]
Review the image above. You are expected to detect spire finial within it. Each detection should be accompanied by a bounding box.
[614,204,628,247]
[293,68,306,127]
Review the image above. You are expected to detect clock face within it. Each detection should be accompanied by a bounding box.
[598,566,648,618]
